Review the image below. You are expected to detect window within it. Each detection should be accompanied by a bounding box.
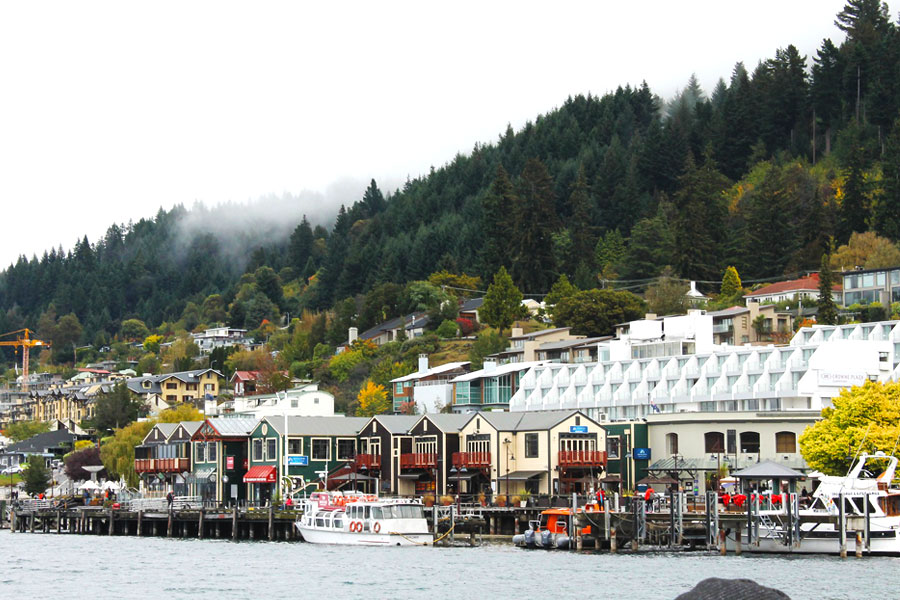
[337,439,356,461]
[288,438,302,455]
[726,429,736,454]
[267,438,277,460]
[525,433,539,458]
[312,438,330,461]
[207,442,217,462]
[195,442,205,462]
[606,437,620,460]
[666,433,678,455]
[166,382,178,390]
[252,439,263,461]
[739,431,760,453]
[705,432,725,454]
[775,431,796,454]
[395,383,403,394]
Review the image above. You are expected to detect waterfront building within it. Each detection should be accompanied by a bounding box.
[601,421,650,494]
[708,304,796,345]
[389,355,470,413]
[245,415,369,505]
[134,421,202,496]
[355,415,421,495]
[398,413,471,496]
[190,417,258,505]
[455,409,607,497]
[643,411,816,496]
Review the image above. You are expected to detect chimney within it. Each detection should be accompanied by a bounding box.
[645,313,657,320]
[418,354,429,374]
[348,327,358,344]
[483,360,498,372]
[511,327,523,338]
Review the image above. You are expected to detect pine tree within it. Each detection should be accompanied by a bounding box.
[289,216,315,274]
[361,179,386,218]
[567,165,594,262]
[839,138,870,243]
[511,158,559,293]
[481,165,517,278]
[480,267,524,337]
[818,253,839,325]
[874,118,900,241]
[720,266,742,298]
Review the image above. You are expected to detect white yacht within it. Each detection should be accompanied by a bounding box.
[730,452,900,555]
[295,491,432,546]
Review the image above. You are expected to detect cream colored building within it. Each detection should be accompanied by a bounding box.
[457,409,606,496]
[645,411,819,495]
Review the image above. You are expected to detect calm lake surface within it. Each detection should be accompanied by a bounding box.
[0,530,894,599]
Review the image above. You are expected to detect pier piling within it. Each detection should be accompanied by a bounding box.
[268,505,274,541]
[232,506,238,541]
[855,531,862,558]
[610,527,617,554]
[735,523,742,556]
[198,509,205,540]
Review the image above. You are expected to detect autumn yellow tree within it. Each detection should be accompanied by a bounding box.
[356,380,391,417]
[799,381,900,476]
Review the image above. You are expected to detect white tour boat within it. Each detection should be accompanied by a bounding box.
[295,491,432,546]
[728,451,900,555]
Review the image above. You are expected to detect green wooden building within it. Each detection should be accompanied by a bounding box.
[601,421,649,493]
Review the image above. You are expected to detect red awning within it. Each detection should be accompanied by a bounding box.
[243,465,277,483]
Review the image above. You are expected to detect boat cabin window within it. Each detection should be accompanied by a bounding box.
[333,515,343,528]
[315,516,327,528]
[372,507,384,520]
[848,497,867,514]
[879,495,900,516]
[364,506,371,519]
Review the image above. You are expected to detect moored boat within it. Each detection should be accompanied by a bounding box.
[726,451,900,555]
[295,491,432,546]
[513,503,603,549]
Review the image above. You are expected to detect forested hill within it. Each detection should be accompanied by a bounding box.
[1,0,900,360]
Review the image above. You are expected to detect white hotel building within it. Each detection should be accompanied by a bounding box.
[508,311,900,421]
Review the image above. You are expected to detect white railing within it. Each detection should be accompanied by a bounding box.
[122,495,202,511]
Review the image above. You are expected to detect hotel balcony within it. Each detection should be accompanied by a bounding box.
[400,452,437,470]
[354,453,381,470]
[558,450,607,468]
[134,457,190,474]
[452,451,491,469]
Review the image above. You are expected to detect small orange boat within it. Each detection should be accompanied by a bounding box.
[513,503,603,549]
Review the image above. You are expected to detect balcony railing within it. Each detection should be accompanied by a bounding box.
[354,454,381,470]
[400,453,437,469]
[558,450,607,468]
[452,451,491,469]
[134,457,190,474]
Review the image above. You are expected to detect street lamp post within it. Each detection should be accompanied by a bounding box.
[503,437,512,498]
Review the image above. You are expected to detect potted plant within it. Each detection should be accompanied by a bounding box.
[423,494,435,507]
[440,495,454,506]
[510,495,521,507]
[519,491,531,507]
[477,491,486,506]
[496,494,507,507]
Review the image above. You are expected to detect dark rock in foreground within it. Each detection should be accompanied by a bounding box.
[675,577,790,600]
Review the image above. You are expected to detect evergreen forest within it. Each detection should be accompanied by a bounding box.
[2,1,900,374]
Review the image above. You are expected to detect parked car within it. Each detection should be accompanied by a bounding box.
[1,465,24,475]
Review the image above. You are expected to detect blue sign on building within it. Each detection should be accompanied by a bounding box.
[633,447,651,460]
[569,425,589,434]
[288,455,309,466]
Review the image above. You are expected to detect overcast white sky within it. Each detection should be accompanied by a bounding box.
[0,0,880,268]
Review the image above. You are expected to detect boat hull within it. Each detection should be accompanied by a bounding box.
[725,528,900,556]
[296,523,432,546]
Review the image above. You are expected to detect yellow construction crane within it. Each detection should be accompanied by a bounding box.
[0,328,50,391]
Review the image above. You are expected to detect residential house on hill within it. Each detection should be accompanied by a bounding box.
[491,327,582,364]
[745,273,839,305]
[390,355,470,413]
[708,304,796,345]
[127,369,223,409]
[355,312,430,347]
[457,297,484,323]
[840,266,899,307]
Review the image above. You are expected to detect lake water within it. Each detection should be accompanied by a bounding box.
[0,530,894,599]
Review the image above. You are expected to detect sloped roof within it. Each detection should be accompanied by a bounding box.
[264,416,370,437]
[538,337,606,351]
[746,273,840,297]
[451,361,546,382]
[510,327,571,341]
[6,428,78,454]
[391,361,470,383]
[732,460,806,479]
[459,297,484,312]
[419,413,471,432]
[465,409,585,432]
[127,368,223,395]
[205,417,259,437]
[370,414,420,434]
[232,370,262,382]
[707,306,751,318]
